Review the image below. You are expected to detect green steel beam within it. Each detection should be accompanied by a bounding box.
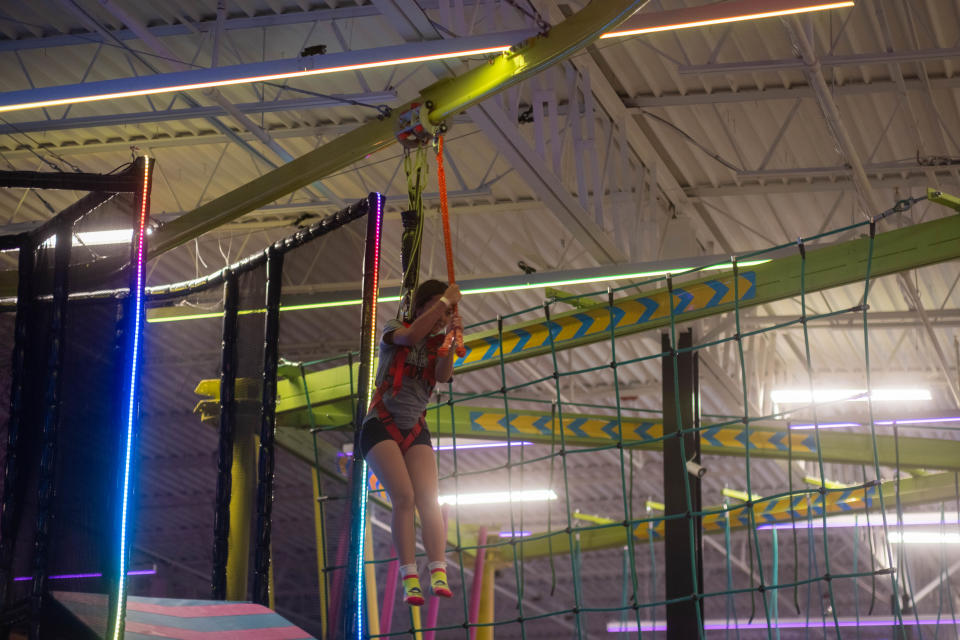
[147,0,646,256]
[450,212,960,372]
[489,471,960,562]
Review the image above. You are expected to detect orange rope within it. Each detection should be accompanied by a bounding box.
[435,136,465,357]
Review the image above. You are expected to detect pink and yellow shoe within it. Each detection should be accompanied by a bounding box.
[403,573,425,606]
[430,567,453,598]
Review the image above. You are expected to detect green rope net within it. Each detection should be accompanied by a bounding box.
[306,194,960,639]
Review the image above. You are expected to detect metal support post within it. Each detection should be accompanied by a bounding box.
[662,330,703,640]
[0,239,34,611]
[253,248,284,606]
[212,270,239,599]
[30,222,72,638]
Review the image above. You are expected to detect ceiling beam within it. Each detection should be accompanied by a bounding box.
[625,75,960,107]
[0,93,396,135]
[370,0,626,264]
[786,16,960,409]
[0,5,381,52]
[678,46,960,75]
[685,174,960,196]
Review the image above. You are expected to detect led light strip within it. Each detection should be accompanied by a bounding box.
[352,193,383,639]
[112,157,150,640]
[601,0,855,38]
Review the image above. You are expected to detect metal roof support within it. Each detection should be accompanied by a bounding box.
[145,0,648,256]
[372,0,627,264]
[91,0,346,207]
[0,93,397,135]
[678,46,960,75]
[787,16,960,409]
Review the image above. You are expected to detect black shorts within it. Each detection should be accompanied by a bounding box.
[359,417,432,458]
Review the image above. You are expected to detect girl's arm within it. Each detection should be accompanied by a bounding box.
[389,284,461,346]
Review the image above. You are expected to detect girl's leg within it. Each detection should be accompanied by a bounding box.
[365,439,417,565]
[404,443,445,563]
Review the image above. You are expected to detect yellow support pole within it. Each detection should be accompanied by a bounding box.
[364,518,380,636]
[477,560,496,640]
[312,472,329,639]
[226,421,257,600]
[411,606,424,640]
[269,542,276,610]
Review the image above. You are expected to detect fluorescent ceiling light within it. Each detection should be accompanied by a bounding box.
[42,228,152,248]
[433,439,533,452]
[889,531,960,545]
[498,530,533,538]
[771,388,932,403]
[438,489,558,506]
[876,416,960,426]
[788,422,860,430]
[758,512,960,530]
[602,0,854,39]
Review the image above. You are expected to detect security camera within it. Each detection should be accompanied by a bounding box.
[686,460,707,478]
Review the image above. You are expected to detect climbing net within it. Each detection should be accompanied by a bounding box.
[310,191,960,639]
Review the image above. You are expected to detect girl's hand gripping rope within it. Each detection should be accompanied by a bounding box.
[438,284,464,358]
[440,312,464,358]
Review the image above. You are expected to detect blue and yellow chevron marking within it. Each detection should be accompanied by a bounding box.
[468,411,663,442]
[454,271,757,368]
[700,426,816,455]
[699,484,879,533]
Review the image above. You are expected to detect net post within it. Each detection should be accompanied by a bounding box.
[661,329,703,639]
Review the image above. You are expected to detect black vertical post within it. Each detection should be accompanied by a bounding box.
[212,270,239,600]
[662,329,703,640]
[253,249,283,607]
[30,223,72,639]
[0,240,35,610]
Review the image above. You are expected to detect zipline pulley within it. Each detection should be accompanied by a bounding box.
[395,101,447,150]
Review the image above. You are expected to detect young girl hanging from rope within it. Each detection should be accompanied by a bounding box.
[359,279,463,606]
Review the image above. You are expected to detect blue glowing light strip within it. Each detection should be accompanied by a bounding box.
[353,193,383,638]
[112,157,150,640]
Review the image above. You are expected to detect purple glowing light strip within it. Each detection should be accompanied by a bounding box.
[607,616,960,632]
[14,569,156,582]
[498,531,533,538]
